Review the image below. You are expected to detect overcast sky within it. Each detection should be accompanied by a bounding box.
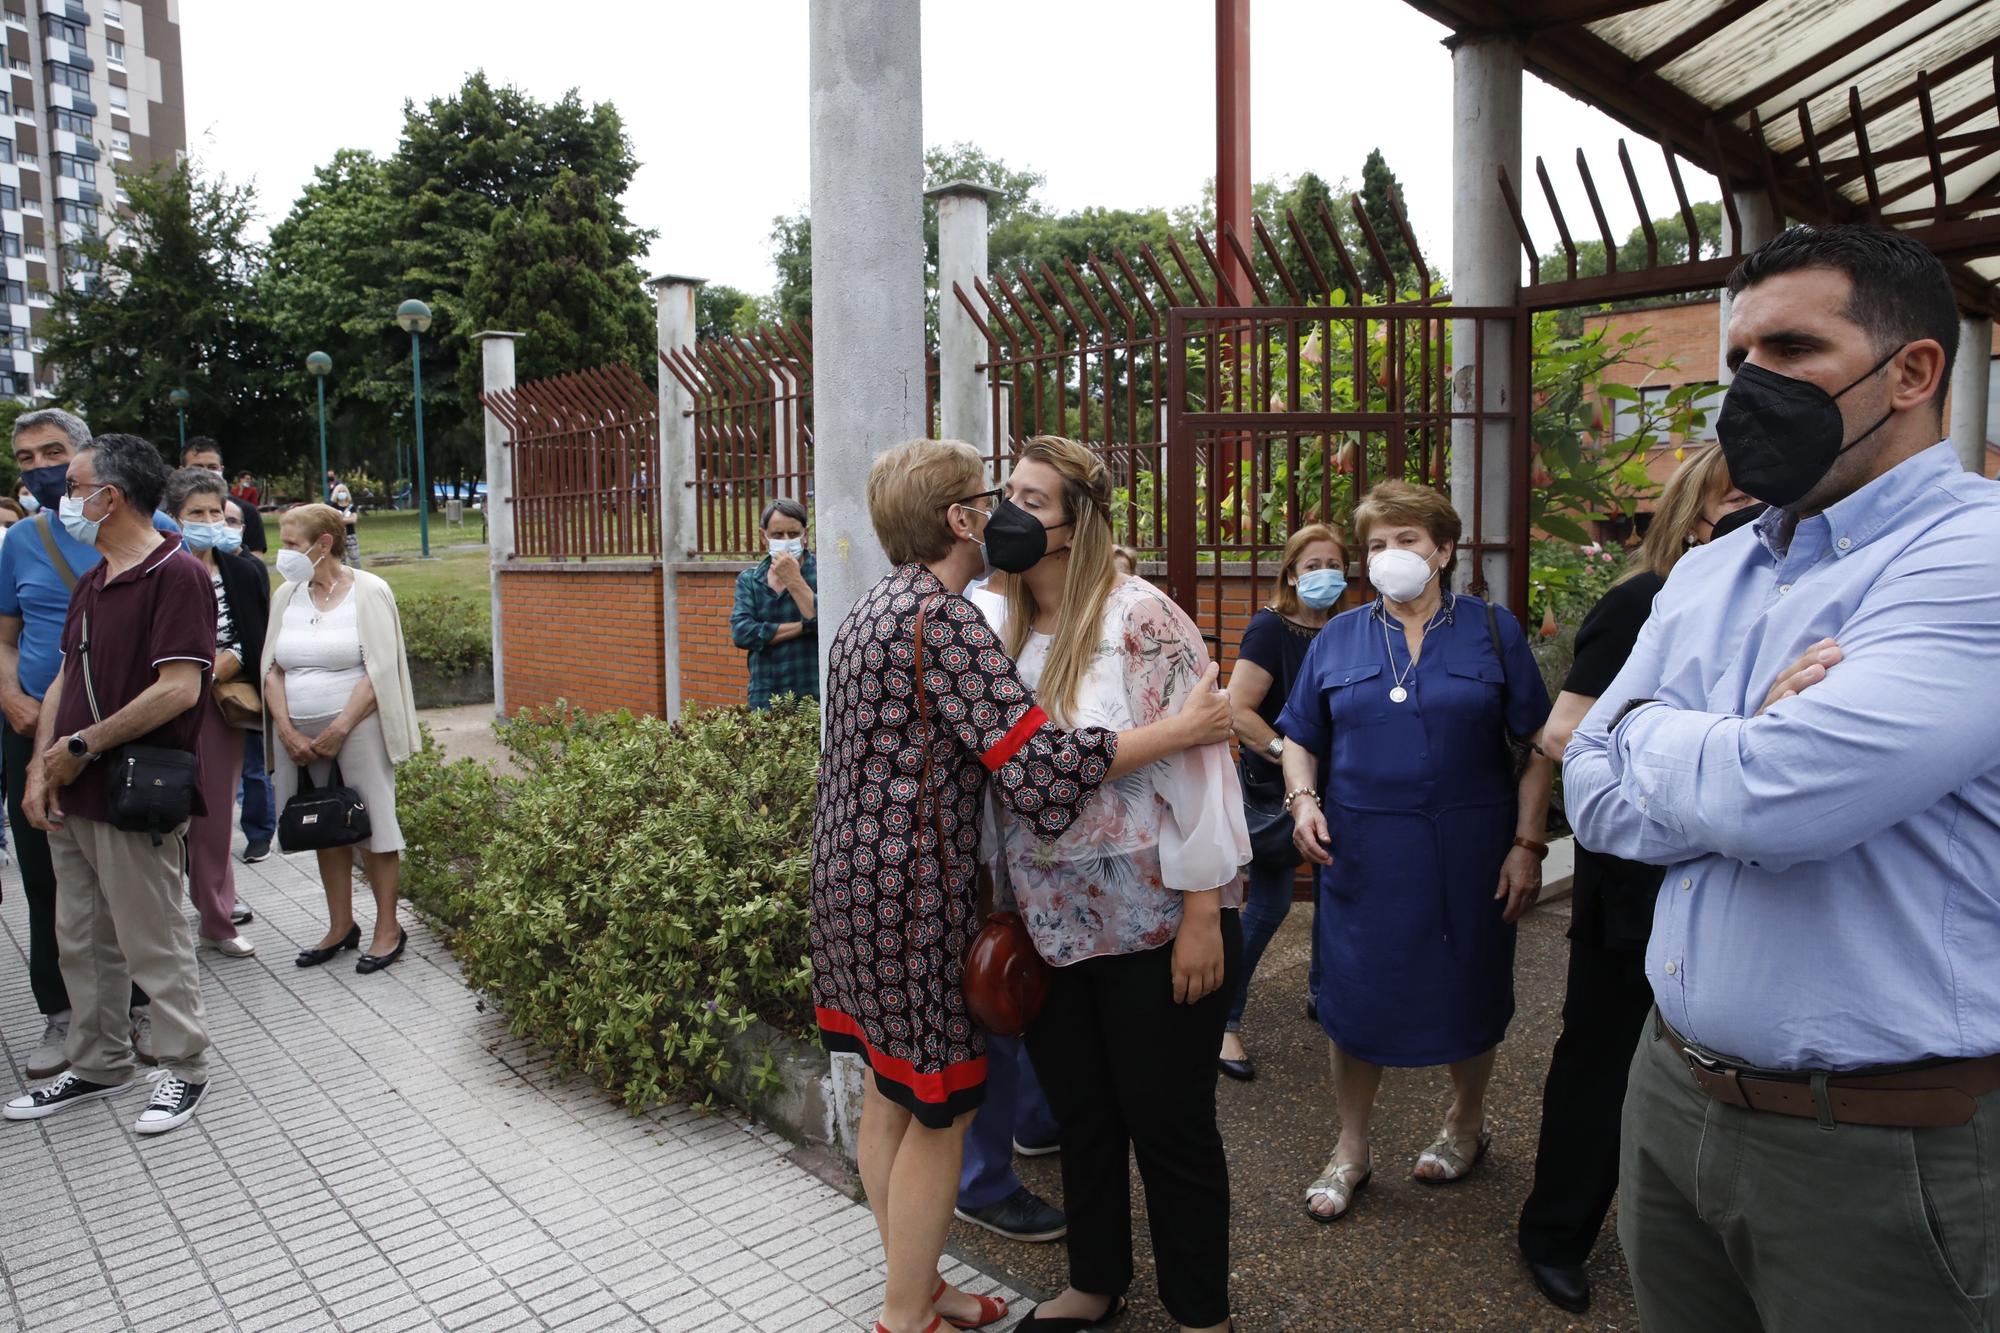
[183,1,1719,296]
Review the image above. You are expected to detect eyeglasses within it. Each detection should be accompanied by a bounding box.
[62,479,107,499]
[946,487,1001,511]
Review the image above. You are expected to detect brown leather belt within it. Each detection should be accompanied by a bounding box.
[1660,1018,2000,1129]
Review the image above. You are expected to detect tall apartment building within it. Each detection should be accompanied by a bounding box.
[0,0,184,398]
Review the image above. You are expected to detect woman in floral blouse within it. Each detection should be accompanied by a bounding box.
[985,436,1249,1333]
[811,438,1233,1333]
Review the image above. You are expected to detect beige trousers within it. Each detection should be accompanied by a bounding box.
[50,814,211,1085]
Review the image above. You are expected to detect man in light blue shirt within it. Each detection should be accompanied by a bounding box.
[1566,225,2000,1332]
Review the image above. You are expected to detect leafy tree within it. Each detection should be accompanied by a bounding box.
[42,160,292,466]
[767,211,813,326]
[1357,149,1418,297]
[265,72,653,493]
[696,284,762,340]
[464,169,653,386]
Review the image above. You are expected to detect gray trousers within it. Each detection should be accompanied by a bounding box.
[1621,1017,1995,1331]
[51,815,211,1085]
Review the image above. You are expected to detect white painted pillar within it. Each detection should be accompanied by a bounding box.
[654,274,702,717]
[1447,35,1522,606]
[476,330,521,720]
[1716,189,1781,383]
[1950,316,1993,475]
[810,0,925,691]
[926,180,1002,448]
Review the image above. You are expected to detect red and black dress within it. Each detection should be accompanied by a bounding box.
[811,563,1116,1127]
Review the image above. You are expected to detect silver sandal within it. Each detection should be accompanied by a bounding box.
[1413,1124,1491,1185]
[1304,1153,1371,1223]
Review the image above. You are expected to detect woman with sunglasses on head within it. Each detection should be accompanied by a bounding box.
[810,438,1233,1333]
[984,435,1248,1333]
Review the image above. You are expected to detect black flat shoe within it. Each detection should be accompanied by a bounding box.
[356,929,407,974]
[1017,1296,1126,1331]
[295,925,361,968]
[1526,1259,1591,1314]
[1218,1055,1256,1081]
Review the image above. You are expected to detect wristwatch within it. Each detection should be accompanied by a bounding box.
[1265,736,1284,760]
[65,733,92,761]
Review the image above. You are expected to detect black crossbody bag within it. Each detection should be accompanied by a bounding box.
[279,759,371,852]
[79,612,198,846]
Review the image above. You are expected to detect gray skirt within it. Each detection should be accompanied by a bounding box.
[272,712,405,855]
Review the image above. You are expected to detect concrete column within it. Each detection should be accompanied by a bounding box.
[476,331,521,720]
[810,0,925,691]
[1949,315,1993,475]
[653,274,703,717]
[1715,189,1781,383]
[925,180,1002,447]
[1447,35,1523,606]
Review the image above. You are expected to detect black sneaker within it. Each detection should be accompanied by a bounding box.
[3,1070,133,1120]
[954,1186,1067,1243]
[134,1073,208,1136]
[1012,1135,1061,1157]
[242,840,272,865]
[230,901,254,926]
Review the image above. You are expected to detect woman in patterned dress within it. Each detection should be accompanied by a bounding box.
[983,437,1248,1333]
[812,439,1234,1333]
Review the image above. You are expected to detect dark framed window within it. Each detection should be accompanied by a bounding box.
[0,185,17,210]
[54,154,92,183]
[51,108,91,135]
[47,63,89,93]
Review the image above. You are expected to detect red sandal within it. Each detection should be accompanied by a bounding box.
[874,1319,943,1333]
[934,1280,1008,1330]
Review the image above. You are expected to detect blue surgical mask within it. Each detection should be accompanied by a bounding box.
[58,487,106,546]
[216,525,244,554]
[1296,567,1347,609]
[181,520,226,551]
[768,537,804,559]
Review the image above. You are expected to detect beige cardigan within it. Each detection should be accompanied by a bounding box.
[261,567,421,767]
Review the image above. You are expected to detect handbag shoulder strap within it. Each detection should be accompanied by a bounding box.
[37,513,78,592]
[912,597,949,868]
[77,610,104,726]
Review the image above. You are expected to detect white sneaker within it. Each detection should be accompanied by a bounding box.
[26,1010,70,1079]
[130,1006,156,1067]
[199,934,256,958]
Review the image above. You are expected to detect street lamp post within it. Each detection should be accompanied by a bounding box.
[306,352,332,503]
[168,387,189,452]
[396,299,433,557]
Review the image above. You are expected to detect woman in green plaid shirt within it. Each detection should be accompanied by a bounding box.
[731,498,820,709]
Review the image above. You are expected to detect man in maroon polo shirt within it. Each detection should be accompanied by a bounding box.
[1,434,218,1136]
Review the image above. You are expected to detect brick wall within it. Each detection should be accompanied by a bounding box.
[497,563,667,715]
[674,564,754,712]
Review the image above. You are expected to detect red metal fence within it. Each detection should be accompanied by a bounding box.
[660,324,815,560]
[482,363,660,560]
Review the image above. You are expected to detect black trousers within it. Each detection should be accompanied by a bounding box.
[1024,910,1241,1328]
[5,720,145,1016]
[1517,925,1654,1265]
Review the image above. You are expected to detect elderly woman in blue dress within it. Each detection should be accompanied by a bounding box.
[1277,479,1552,1221]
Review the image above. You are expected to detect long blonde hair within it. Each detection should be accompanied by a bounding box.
[1621,445,1734,583]
[1003,436,1120,728]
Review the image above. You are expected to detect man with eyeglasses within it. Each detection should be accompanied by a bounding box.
[0,409,177,1082]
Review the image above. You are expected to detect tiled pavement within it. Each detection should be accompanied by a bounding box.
[0,835,1019,1332]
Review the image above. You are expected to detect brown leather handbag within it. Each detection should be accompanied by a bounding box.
[912,597,1052,1037]
[213,680,262,730]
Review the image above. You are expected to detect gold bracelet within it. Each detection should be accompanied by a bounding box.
[1284,786,1319,809]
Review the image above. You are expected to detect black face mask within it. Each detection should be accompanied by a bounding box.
[20,463,66,514]
[1715,348,1900,509]
[981,497,1071,574]
[1707,503,1768,542]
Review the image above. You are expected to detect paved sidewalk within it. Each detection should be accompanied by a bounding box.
[0,835,1017,1332]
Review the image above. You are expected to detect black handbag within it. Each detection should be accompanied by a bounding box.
[79,612,197,846]
[1239,754,1301,868]
[279,760,372,852]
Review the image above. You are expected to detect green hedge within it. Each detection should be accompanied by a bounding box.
[397,590,491,678]
[396,699,819,1109]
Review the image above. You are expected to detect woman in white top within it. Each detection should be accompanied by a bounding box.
[985,436,1248,1333]
[262,504,420,974]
